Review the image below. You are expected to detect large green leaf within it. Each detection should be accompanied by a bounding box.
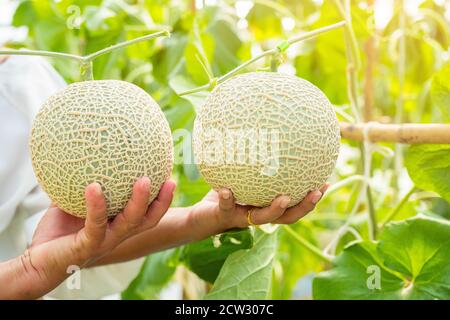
[378,215,450,298]
[313,215,450,299]
[406,144,450,203]
[272,223,323,299]
[122,248,181,300]
[431,62,450,121]
[181,228,253,283]
[205,229,278,300]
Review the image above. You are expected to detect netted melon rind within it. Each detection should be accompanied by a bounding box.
[193,72,340,207]
[30,80,173,218]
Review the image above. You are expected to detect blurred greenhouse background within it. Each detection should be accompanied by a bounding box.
[1,0,450,299]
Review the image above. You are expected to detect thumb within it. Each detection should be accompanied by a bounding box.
[218,188,235,212]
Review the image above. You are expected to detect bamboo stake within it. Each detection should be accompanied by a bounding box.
[340,122,450,144]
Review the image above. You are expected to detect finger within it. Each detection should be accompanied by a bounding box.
[83,183,108,244]
[110,177,151,236]
[249,195,291,225]
[218,188,234,212]
[273,190,322,224]
[202,189,220,202]
[320,183,330,194]
[141,179,176,229]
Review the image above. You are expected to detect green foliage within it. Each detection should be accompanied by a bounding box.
[271,223,323,299]
[431,63,450,122]
[181,228,253,283]
[205,229,277,300]
[122,248,181,300]
[313,215,450,299]
[406,144,450,204]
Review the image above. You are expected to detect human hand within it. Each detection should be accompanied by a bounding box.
[18,177,176,298]
[191,184,329,230]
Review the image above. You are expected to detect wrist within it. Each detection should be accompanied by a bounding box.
[0,253,43,299]
[187,204,232,238]
[211,205,249,231]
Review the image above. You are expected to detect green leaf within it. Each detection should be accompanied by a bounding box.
[379,215,450,298]
[181,228,253,283]
[152,34,189,83]
[247,3,283,41]
[272,223,323,299]
[205,229,277,300]
[313,215,450,299]
[208,18,242,76]
[12,0,37,27]
[431,62,450,121]
[168,75,209,111]
[184,22,215,84]
[83,6,120,35]
[173,171,210,207]
[314,241,404,299]
[122,248,180,300]
[406,144,450,203]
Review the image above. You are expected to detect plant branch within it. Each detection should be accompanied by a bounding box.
[83,30,170,62]
[0,49,84,62]
[321,175,366,200]
[363,0,376,121]
[179,21,345,96]
[283,225,332,264]
[0,30,171,81]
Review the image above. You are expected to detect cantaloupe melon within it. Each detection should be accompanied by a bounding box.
[30,80,173,218]
[193,72,340,208]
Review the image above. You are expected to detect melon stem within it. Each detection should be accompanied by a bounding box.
[0,49,84,62]
[83,30,170,62]
[0,29,171,81]
[80,60,94,81]
[178,21,346,96]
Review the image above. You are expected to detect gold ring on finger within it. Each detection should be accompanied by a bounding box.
[247,208,258,226]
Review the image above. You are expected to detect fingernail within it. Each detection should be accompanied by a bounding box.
[141,177,150,192]
[279,196,291,209]
[169,181,176,193]
[310,191,322,204]
[221,188,231,199]
[92,183,102,196]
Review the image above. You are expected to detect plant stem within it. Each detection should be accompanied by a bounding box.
[393,0,406,202]
[321,174,365,200]
[0,30,170,81]
[333,0,361,71]
[283,225,332,264]
[0,49,83,62]
[80,60,94,81]
[287,21,346,45]
[363,0,376,121]
[179,21,345,96]
[379,186,416,229]
[366,184,377,239]
[83,30,170,62]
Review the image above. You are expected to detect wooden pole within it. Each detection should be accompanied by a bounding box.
[340,122,450,144]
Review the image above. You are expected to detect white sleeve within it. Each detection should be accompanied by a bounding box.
[0,55,66,235]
